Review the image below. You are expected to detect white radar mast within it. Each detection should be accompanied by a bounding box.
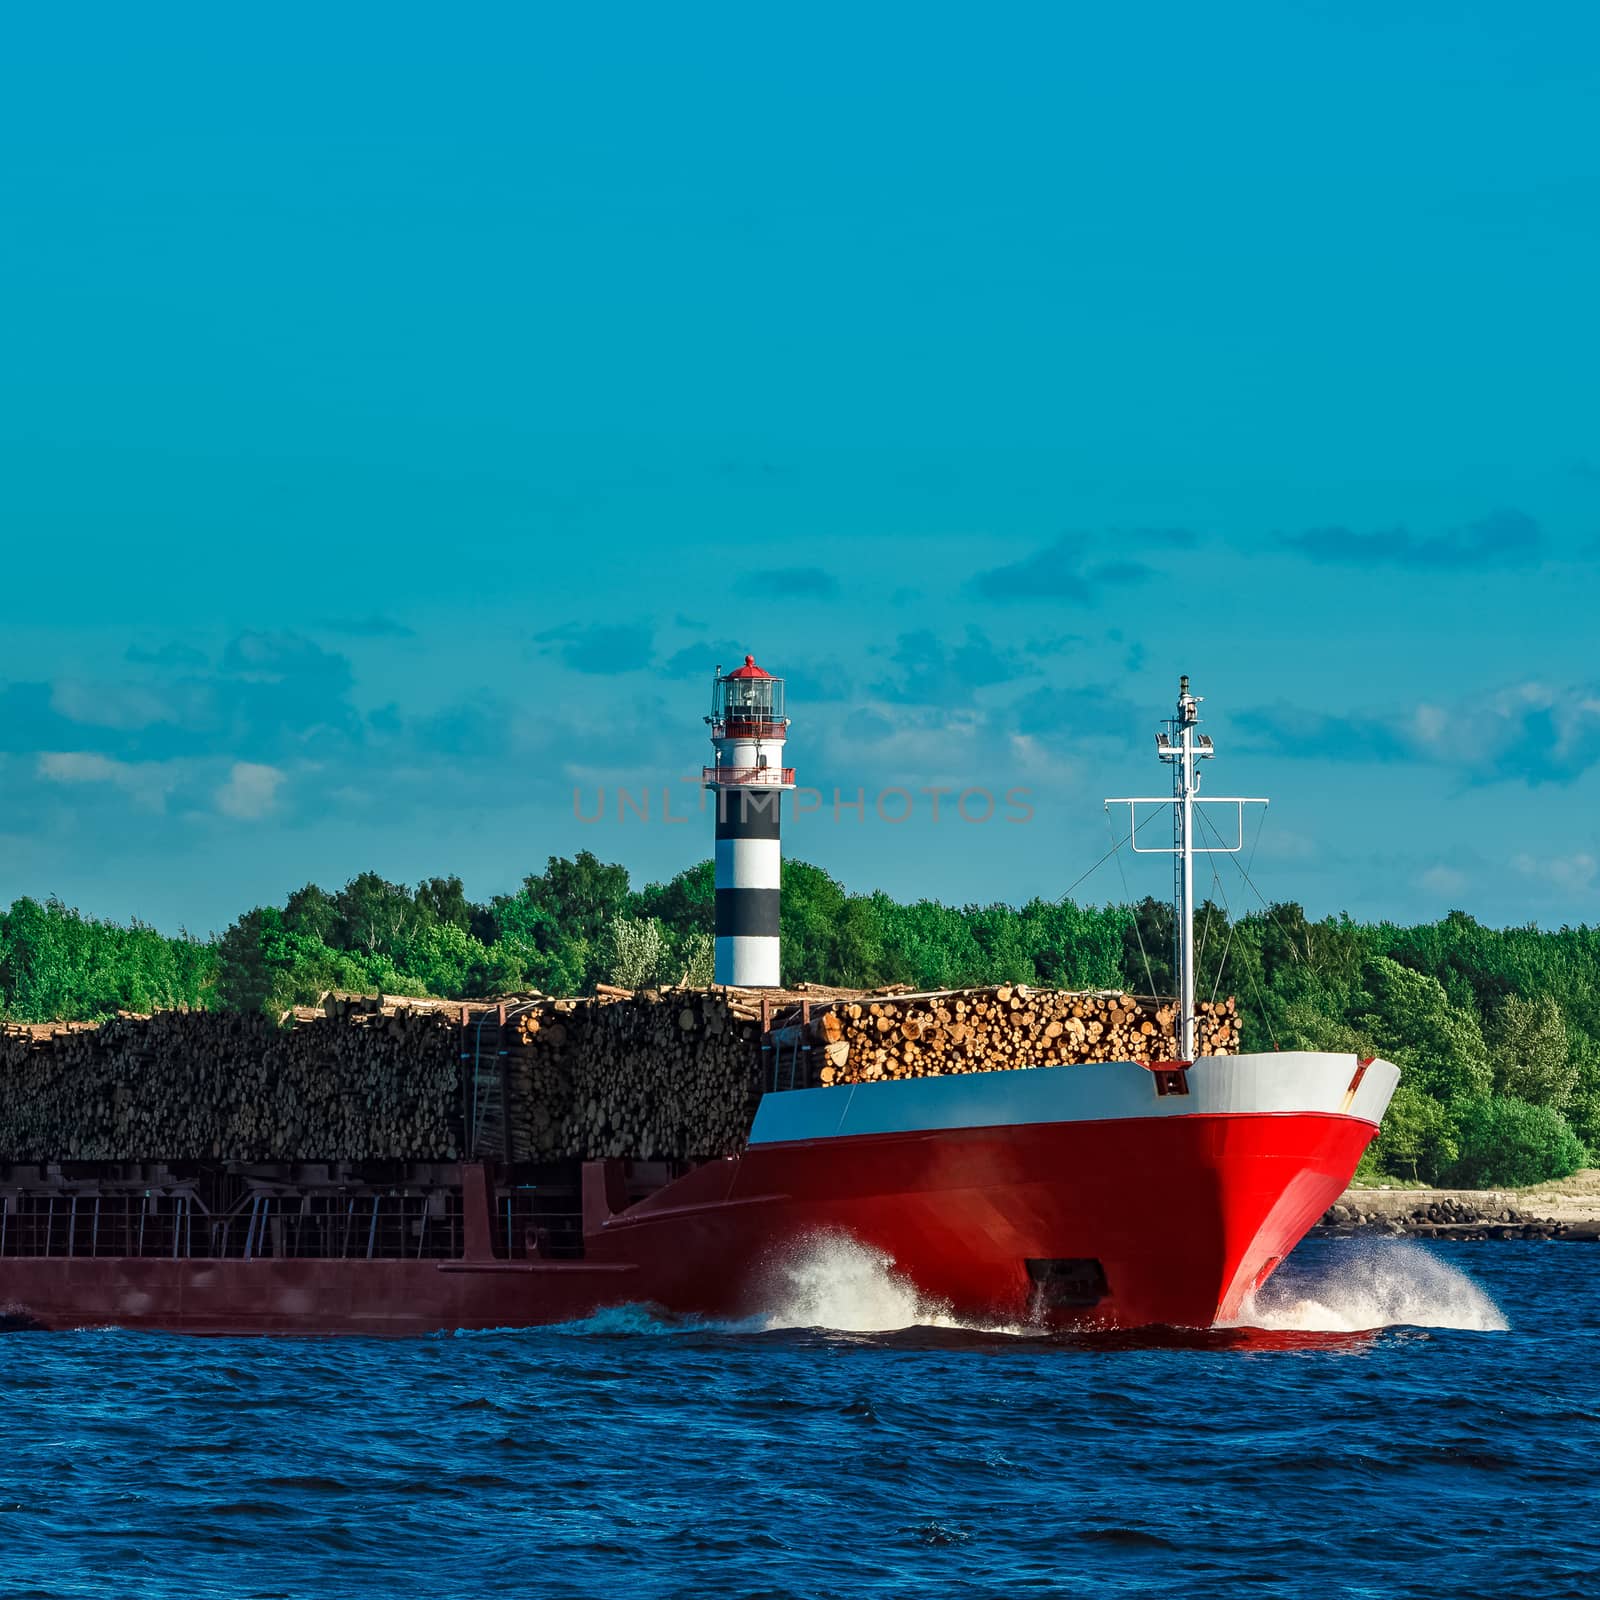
[1105,677,1267,1060]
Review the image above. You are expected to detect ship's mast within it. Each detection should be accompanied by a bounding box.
[1106,679,1266,1062]
[1160,677,1209,1060]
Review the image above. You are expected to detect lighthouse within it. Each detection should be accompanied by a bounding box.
[704,655,795,987]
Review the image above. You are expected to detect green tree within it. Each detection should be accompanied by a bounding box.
[1277,994,1378,1057]
[779,861,889,988]
[677,931,715,986]
[489,853,631,993]
[0,896,215,1021]
[875,897,987,989]
[415,874,476,934]
[605,916,671,989]
[333,872,431,958]
[487,892,592,994]
[1379,908,1518,1016]
[1021,899,1125,988]
[215,907,277,1013]
[473,940,536,994]
[397,921,488,998]
[1255,903,1368,993]
[633,862,716,939]
[1353,956,1492,1102]
[522,853,631,945]
[217,908,360,1013]
[1493,993,1577,1108]
[1370,1084,1458,1184]
[1120,897,1174,994]
[282,883,338,942]
[215,904,434,1014]
[1447,1097,1586,1188]
[1562,1033,1600,1159]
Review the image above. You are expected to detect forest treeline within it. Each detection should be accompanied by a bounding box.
[2,851,1597,1190]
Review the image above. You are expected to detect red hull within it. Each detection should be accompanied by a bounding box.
[0,1111,1374,1335]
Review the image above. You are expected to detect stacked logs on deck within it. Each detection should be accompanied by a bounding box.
[806,987,1238,1087]
[499,983,1239,1154]
[0,985,1242,1166]
[0,1002,463,1163]
[502,985,766,1163]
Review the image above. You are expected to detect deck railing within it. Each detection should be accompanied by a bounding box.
[0,1186,466,1262]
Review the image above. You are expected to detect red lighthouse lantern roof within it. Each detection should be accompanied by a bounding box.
[725,654,773,680]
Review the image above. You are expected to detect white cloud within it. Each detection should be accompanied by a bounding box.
[1512,852,1597,895]
[50,679,181,731]
[36,751,180,812]
[1411,704,1449,747]
[215,762,285,820]
[1418,864,1468,897]
[1245,678,1600,785]
[39,752,124,785]
[816,703,990,788]
[1007,732,1075,784]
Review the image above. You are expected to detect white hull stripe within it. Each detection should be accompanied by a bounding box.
[747,1052,1400,1145]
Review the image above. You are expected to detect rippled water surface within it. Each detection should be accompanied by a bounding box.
[2,1239,1596,1599]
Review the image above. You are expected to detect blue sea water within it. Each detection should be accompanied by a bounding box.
[1,1237,1595,1600]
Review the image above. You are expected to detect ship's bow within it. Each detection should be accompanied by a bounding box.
[728,1051,1399,1329]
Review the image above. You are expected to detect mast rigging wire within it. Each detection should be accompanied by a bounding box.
[1106,809,1159,1000]
[1193,805,1280,1049]
[1199,802,1311,968]
[1059,805,1169,904]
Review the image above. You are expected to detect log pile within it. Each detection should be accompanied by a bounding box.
[804,988,1238,1086]
[0,1006,462,1163]
[0,984,1240,1165]
[500,985,766,1162]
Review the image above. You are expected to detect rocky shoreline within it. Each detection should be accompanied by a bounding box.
[1313,1192,1600,1242]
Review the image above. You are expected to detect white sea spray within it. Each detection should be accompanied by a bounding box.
[759,1231,1034,1335]
[1231,1239,1509,1333]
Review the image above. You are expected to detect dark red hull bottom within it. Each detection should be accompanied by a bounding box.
[0,1113,1374,1334]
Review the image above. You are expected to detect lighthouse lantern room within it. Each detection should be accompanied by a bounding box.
[704,655,795,987]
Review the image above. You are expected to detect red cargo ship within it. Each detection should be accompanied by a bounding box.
[0,679,1397,1334]
[0,1049,1393,1334]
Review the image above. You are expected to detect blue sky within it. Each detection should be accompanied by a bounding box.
[3,2,1598,936]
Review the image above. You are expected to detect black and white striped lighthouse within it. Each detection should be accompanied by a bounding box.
[704,654,794,987]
